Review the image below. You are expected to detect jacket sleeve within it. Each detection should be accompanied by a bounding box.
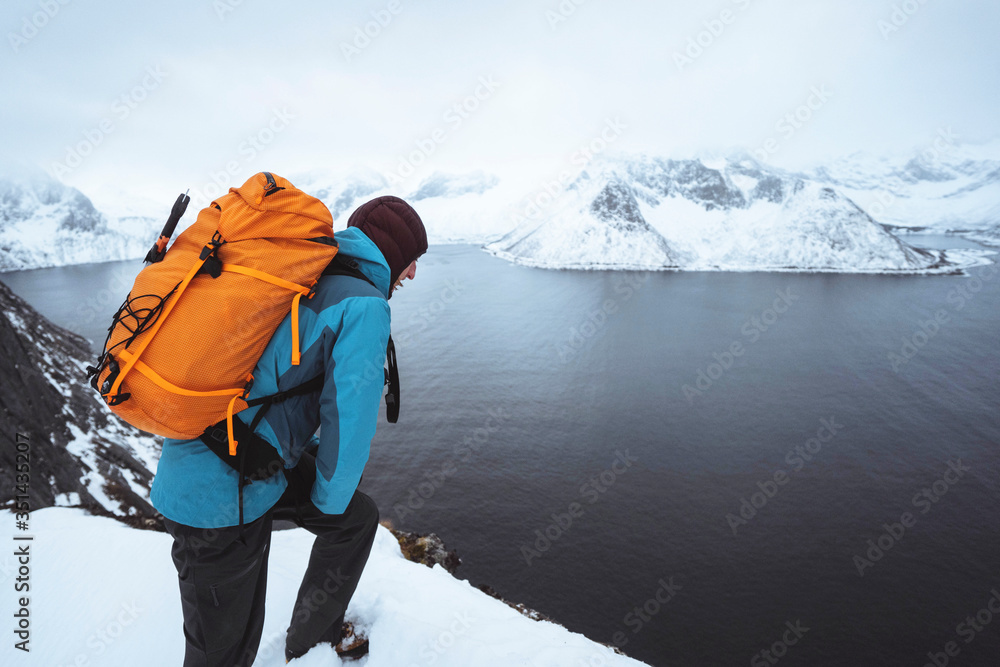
[310,295,390,514]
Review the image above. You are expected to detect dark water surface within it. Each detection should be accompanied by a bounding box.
[3,240,999,667]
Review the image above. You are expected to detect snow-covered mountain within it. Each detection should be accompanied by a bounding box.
[0,170,159,272]
[488,167,680,270]
[811,138,1000,237]
[6,142,997,274]
[486,155,967,273]
[0,166,517,272]
[0,279,160,524]
[410,169,500,201]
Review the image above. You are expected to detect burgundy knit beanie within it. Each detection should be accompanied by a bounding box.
[347,196,428,292]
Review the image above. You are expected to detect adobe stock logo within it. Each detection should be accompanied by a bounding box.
[545,0,590,31]
[386,75,501,186]
[922,589,1000,667]
[726,417,844,536]
[683,287,798,402]
[8,0,72,53]
[751,620,809,667]
[673,0,758,72]
[878,0,932,40]
[520,450,639,566]
[754,85,833,163]
[48,65,167,180]
[852,459,970,577]
[340,0,405,62]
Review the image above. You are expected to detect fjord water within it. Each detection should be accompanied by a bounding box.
[3,239,998,667]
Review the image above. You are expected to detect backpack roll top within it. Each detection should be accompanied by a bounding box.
[92,172,339,443]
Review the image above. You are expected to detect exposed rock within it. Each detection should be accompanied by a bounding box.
[0,279,161,527]
[385,525,462,574]
[476,584,554,623]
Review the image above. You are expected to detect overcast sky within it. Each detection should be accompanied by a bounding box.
[2,0,998,199]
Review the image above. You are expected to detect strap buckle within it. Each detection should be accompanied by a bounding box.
[199,231,226,260]
[240,374,255,400]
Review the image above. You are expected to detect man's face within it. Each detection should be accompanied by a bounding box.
[391,260,417,294]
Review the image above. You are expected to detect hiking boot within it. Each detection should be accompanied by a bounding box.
[335,621,369,660]
[285,621,369,662]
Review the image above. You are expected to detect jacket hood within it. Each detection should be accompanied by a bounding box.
[333,227,392,298]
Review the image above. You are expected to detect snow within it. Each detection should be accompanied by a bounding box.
[3,309,28,332]
[1,508,650,667]
[487,175,678,271]
[4,143,997,273]
[41,366,73,398]
[812,142,1000,232]
[54,492,81,506]
[485,156,991,274]
[64,423,124,516]
[639,194,751,264]
[410,170,500,201]
[112,428,162,476]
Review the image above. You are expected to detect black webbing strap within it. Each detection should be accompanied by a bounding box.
[244,374,324,410]
[200,373,325,540]
[385,337,399,423]
[199,374,325,482]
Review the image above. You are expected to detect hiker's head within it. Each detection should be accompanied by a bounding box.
[348,196,427,297]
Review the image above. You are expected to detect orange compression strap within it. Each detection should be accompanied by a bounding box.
[221,264,315,368]
[291,291,303,366]
[289,282,318,366]
[226,393,241,456]
[108,242,218,401]
[227,374,254,456]
[118,349,244,398]
[220,264,312,295]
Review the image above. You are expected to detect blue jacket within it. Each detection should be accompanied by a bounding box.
[151,227,391,528]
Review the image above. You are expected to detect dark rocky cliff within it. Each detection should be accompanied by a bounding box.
[0,279,160,527]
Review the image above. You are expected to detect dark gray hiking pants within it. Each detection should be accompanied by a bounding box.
[162,453,379,667]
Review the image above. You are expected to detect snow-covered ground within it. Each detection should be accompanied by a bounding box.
[1,508,650,667]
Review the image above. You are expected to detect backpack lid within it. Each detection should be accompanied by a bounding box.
[217,172,335,242]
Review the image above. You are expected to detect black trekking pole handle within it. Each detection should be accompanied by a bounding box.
[144,190,190,264]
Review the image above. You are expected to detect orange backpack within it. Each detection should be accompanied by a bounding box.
[88,172,339,455]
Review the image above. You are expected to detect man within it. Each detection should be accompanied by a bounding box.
[150,195,428,665]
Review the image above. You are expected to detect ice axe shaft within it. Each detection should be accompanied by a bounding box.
[144,190,190,263]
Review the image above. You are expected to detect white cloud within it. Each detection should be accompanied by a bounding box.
[1,0,998,197]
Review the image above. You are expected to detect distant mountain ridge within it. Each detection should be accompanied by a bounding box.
[0,170,158,272]
[485,154,973,273]
[810,138,1000,235]
[3,141,997,273]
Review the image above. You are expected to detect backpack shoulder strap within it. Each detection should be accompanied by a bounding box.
[322,255,379,291]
